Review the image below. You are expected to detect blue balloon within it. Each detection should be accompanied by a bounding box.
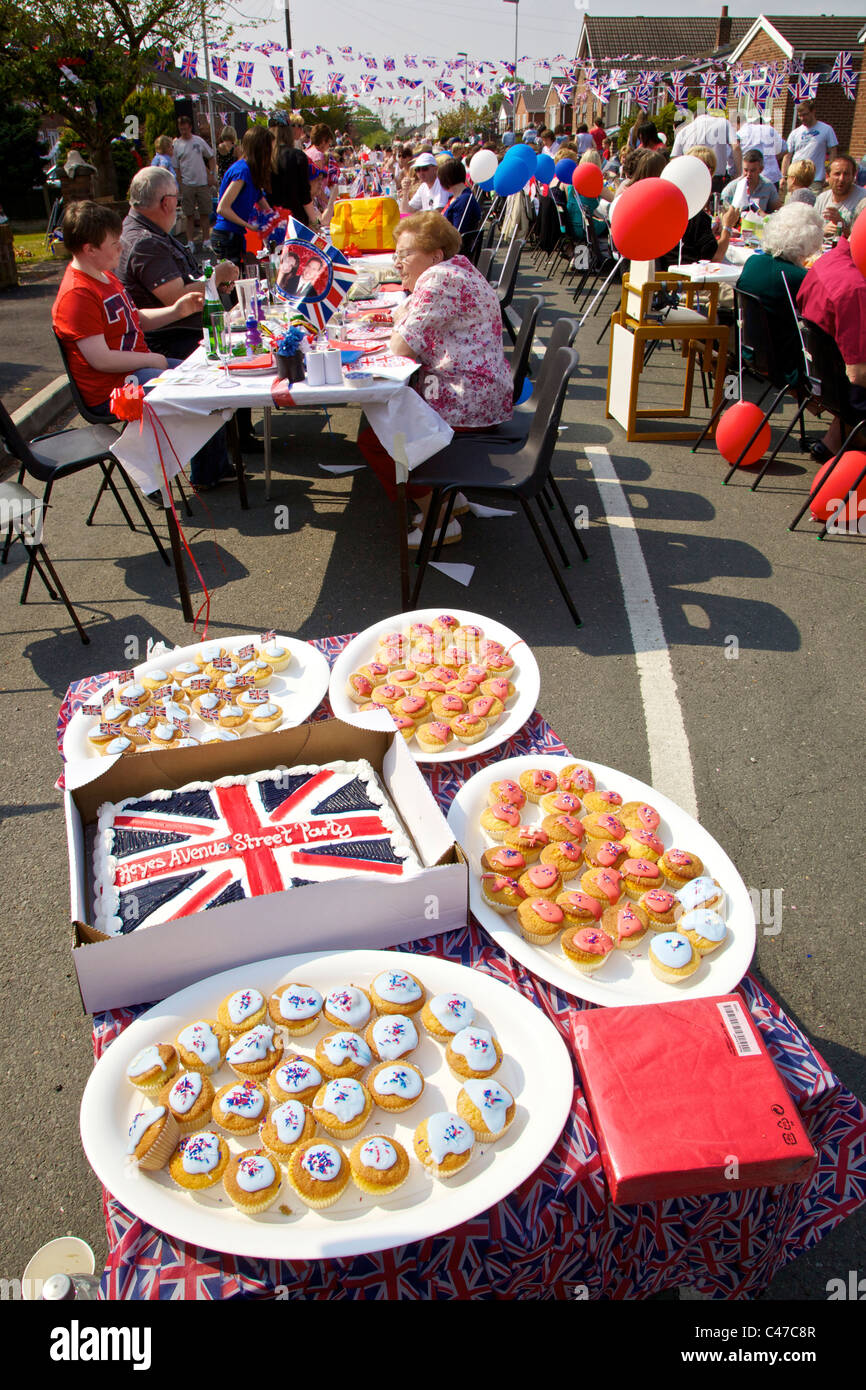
[555,158,577,184]
[478,176,496,191]
[505,143,537,173]
[535,153,556,183]
[493,161,529,196]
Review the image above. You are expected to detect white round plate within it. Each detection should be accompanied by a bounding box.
[329,608,539,763]
[447,754,757,1006]
[80,949,573,1261]
[63,633,330,763]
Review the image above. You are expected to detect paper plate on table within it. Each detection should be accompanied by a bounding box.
[329,608,539,763]
[79,948,573,1261]
[447,753,756,1006]
[62,632,329,766]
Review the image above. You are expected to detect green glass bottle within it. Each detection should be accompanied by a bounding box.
[202,263,220,359]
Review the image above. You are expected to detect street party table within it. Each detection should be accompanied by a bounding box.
[61,635,866,1300]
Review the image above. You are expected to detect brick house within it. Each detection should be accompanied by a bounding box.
[513,85,549,133]
[725,16,866,158]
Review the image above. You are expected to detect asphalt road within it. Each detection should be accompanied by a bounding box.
[0,251,863,1302]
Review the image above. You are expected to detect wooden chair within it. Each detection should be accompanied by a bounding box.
[605,268,729,442]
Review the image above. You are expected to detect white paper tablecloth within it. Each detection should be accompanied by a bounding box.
[110,348,453,493]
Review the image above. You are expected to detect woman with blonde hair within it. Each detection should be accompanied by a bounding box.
[566,147,613,243]
[786,159,817,206]
[357,211,513,547]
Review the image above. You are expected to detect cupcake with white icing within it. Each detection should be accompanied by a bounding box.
[223,1148,282,1214]
[413,1111,475,1179]
[288,1141,350,1209]
[212,1079,270,1136]
[169,1130,229,1191]
[311,1077,373,1139]
[126,1104,179,1171]
[420,991,474,1041]
[446,1026,503,1081]
[349,1135,411,1197]
[217,987,267,1036]
[369,968,426,1015]
[125,1042,178,1094]
[159,1069,215,1134]
[257,639,291,672]
[174,1019,229,1075]
[457,1079,517,1143]
[322,985,374,1032]
[367,1061,425,1113]
[259,1098,317,1164]
[365,1013,419,1063]
[315,1031,373,1081]
[225,1024,283,1080]
[268,983,324,1037]
[268,1055,323,1107]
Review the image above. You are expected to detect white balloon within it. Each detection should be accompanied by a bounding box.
[469,149,498,185]
[661,155,712,219]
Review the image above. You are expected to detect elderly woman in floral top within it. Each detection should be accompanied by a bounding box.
[358,211,513,547]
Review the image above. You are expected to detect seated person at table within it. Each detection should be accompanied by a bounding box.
[814,154,866,237]
[720,149,781,225]
[438,159,482,258]
[357,211,513,548]
[118,166,262,453]
[400,153,449,214]
[736,202,824,379]
[211,126,275,266]
[659,146,730,268]
[53,201,233,488]
[797,203,866,460]
[785,159,817,207]
[566,150,612,247]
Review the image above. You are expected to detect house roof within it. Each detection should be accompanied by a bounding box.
[576,16,752,65]
[729,15,866,64]
[513,84,549,114]
[146,64,257,115]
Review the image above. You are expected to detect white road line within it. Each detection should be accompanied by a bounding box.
[584,446,699,819]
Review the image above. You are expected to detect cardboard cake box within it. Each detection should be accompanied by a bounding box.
[65,718,467,1013]
[574,995,817,1204]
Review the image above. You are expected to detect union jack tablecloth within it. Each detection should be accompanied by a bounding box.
[61,637,866,1300]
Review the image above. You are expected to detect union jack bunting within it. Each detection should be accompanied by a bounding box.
[363,55,378,69]
[763,70,784,102]
[830,52,853,84]
[399,77,422,89]
[384,56,395,71]
[274,218,358,331]
[360,74,376,93]
[500,82,516,102]
[788,73,818,103]
[422,58,438,68]
[257,41,282,56]
[404,55,417,68]
[554,83,574,104]
[297,69,313,95]
[211,55,228,81]
[299,49,313,58]
[327,71,345,94]
[235,62,254,89]
[180,50,198,80]
[732,69,751,100]
[699,70,723,104]
[501,61,516,76]
[154,44,172,72]
[338,47,353,60]
[637,69,657,89]
[270,66,285,91]
[436,80,456,99]
[841,71,858,100]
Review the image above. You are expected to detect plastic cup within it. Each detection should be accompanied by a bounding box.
[22,1236,95,1301]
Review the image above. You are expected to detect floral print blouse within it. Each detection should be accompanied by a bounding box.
[398,255,513,428]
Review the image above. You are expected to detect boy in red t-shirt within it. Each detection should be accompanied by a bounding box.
[53,201,231,487]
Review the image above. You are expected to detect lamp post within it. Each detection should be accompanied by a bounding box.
[503,0,519,130]
[457,51,469,141]
[282,0,295,110]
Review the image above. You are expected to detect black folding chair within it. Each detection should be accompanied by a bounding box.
[509,295,544,406]
[790,319,866,538]
[406,347,588,625]
[0,479,90,643]
[497,234,525,345]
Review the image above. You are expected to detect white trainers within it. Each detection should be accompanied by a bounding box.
[412,492,469,525]
[407,519,462,550]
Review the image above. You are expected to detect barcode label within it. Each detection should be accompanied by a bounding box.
[717,1000,761,1057]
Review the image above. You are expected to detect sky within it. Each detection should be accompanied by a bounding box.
[201,0,865,116]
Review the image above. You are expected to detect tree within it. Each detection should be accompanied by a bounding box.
[0,0,236,196]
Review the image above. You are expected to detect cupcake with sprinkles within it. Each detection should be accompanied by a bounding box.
[518,767,559,804]
[168,1130,229,1191]
[675,876,725,916]
[259,1098,317,1165]
[212,1079,269,1136]
[217,987,267,1036]
[539,837,584,880]
[312,1078,373,1140]
[678,907,728,957]
[516,896,566,946]
[457,1079,516,1143]
[539,789,583,819]
[369,968,425,1016]
[225,1024,284,1080]
[648,931,700,984]
[557,762,596,795]
[159,1069,215,1134]
[322,985,374,1033]
[481,845,527,878]
[446,1026,503,1080]
[315,1031,373,1081]
[622,827,665,863]
[368,1061,425,1113]
[268,983,324,1037]
[420,991,474,1041]
[365,1013,420,1063]
[349,1135,411,1197]
[414,1112,475,1180]
[268,1055,323,1107]
[561,926,615,975]
[174,1019,229,1076]
[125,1104,179,1171]
[620,856,664,901]
[639,887,681,929]
[517,862,562,901]
[288,1141,350,1209]
[581,836,626,871]
[659,848,704,891]
[503,824,549,862]
[582,789,624,815]
[487,779,527,812]
[602,901,651,950]
[556,889,605,930]
[480,872,527,915]
[223,1148,283,1215]
[125,1043,178,1094]
[480,801,522,842]
[620,800,662,834]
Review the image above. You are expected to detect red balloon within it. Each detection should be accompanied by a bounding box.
[809,450,866,523]
[849,214,866,280]
[540,183,549,196]
[715,401,771,467]
[572,163,603,198]
[610,178,689,261]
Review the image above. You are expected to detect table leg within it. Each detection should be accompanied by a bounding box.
[264,406,272,500]
[163,489,194,623]
[397,480,411,609]
[226,416,250,511]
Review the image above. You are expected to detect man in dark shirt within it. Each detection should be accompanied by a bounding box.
[118,166,261,451]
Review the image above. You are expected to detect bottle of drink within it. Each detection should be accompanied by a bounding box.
[202,263,221,359]
[245,315,262,357]
[41,1272,100,1301]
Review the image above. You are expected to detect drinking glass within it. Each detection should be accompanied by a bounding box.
[210,310,234,389]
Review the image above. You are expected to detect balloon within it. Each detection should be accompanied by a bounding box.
[469,149,498,186]
[715,401,771,467]
[809,451,866,523]
[609,178,689,260]
[478,175,496,192]
[505,143,537,175]
[493,161,529,196]
[661,155,712,219]
[572,163,603,198]
[849,211,866,279]
[535,152,556,183]
[554,158,577,185]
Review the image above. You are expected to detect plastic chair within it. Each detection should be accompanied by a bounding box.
[53,329,193,519]
[0,479,90,643]
[463,316,580,446]
[509,295,544,407]
[497,234,525,345]
[406,347,588,625]
[790,319,866,538]
[0,395,170,636]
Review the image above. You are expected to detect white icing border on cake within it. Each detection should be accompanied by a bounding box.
[93,761,419,936]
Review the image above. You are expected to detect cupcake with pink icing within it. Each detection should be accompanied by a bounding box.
[556,889,605,930]
[487,779,527,812]
[561,925,615,974]
[582,789,624,815]
[518,768,559,804]
[580,866,624,909]
[503,824,550,861]
[516,895,566,945]
[620,856,664,901]
[539,789,583,819]
[602,901,651,950]
[481,845,527,878]
[557,762,596,795]
[480,800,522,842]
[620,800,662,834]
[581,836,626,870]
[517,861,562,901]
[481,871,528,914]
[639,886,681,929]
[415,719,453,754]
[659,848,705,891]
[622,827,665,862]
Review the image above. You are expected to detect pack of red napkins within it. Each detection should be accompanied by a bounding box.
[574,994,817,1204]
